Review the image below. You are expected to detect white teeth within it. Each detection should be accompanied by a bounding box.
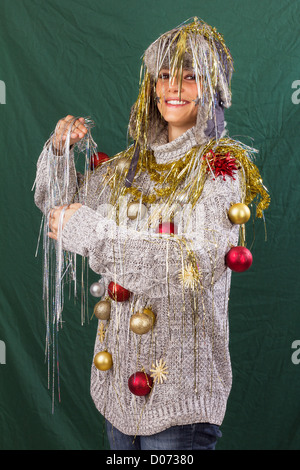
[166,100,186,105]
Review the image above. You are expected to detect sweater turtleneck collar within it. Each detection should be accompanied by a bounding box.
[151,127,198,164]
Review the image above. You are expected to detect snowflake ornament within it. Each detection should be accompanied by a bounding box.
[178,262,201,289]
[98,322,106,343]
[150,359,169,384]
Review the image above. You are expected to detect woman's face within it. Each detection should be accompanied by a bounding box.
[155,69,200,130]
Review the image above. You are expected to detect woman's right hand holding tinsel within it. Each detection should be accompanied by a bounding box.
[52,115,88,152]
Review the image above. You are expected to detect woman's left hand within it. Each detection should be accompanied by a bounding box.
[48,203,82,240]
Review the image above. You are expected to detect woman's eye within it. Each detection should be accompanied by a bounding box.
[185,74,196,81]
[159,73,169,80]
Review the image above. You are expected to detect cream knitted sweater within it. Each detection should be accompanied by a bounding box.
[34,127,241,435]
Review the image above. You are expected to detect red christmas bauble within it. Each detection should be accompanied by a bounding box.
[225,246,253,272]
[107,281,131,302]
[155,222,178,235]
[90,152,109,170]
[128,371,153,396]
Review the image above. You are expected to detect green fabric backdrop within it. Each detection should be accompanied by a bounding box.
[0,0,299,450]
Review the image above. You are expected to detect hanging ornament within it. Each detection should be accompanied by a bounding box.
[108,282,131,302]
[90,279,105,298]
[228,203,251,225]
[94,351,113,371]
[128,371,153,396]
[203,150,239,181]
[97,322,106,343]
[127,202,147,220]
[225,246,253,272]
[130,312,153,335]
[93,298,111,320]
[141,306,156,326]
[178,262,201,289]
[155,221,178,235]
[150,359,169,384]
[90,151,109,170]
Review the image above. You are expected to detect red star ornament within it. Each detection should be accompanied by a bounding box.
[203,150,238,181]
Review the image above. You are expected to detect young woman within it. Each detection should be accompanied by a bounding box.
[34,18,269,450]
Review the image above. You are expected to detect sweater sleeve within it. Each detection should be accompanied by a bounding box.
[33,139,81,215]
[61,171,242,299]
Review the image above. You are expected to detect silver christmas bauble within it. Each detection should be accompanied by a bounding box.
[90,281,105,298]
[127,202,147,220]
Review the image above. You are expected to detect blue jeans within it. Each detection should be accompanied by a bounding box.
[105,420,222,450]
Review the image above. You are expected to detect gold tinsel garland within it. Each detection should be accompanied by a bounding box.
[106,138,270,220]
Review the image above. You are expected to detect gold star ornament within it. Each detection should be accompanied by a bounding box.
[150,359,169,384]
[178,262,201,289]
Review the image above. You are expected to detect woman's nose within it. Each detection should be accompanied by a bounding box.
[168,77,179,91]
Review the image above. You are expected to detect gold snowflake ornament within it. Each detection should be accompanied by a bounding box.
[98,322,106,343]
[150,359,169,384]
[178,262,201,289]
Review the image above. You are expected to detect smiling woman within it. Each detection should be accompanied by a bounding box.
[34,17,270,451]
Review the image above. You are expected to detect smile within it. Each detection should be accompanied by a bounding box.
[165,100,189,106]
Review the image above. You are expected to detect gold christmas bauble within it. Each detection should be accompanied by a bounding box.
[130,312,152,335]
[116,157,131,174]
[94,351,113,371]
[93,300,111,320]
[142,307,156,326]
[127,202,147,220]
[228,203,251,224]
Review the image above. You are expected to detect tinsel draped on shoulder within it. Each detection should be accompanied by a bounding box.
[88,137,270,221]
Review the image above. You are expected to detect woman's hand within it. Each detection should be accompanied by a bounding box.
[52,115,88,151]
[48,203,82,240]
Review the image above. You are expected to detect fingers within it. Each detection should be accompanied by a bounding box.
[68,203,82,210]
[48,204,81,240]
[69,117,88,139]
[48,205,67,236]
[48,208,59,235]
[60,117,88,141]
[47,232,57,241]
[53,116,88,149]
[64,116,88,136]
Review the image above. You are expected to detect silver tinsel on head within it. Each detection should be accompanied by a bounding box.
[143,17,233,107]
[129,17,234,147]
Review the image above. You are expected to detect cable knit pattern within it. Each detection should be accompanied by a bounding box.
[34,128,241,435]
[151,127,198,162]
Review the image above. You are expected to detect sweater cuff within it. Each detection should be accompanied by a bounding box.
[62,205,104,257]
[46,138,74,156]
